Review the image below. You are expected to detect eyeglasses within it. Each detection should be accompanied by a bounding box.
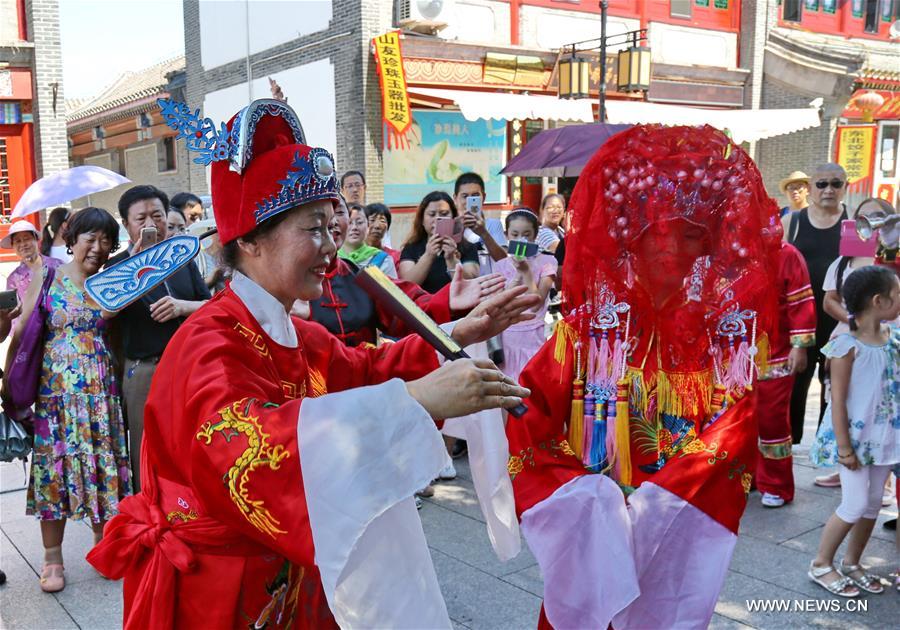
[815,179,845,190]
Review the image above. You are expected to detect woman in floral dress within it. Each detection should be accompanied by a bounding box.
[14,207,131,593]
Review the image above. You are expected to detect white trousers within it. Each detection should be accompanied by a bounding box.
[836,464,892,523]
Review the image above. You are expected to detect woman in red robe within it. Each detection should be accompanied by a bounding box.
[506,125,780,629]
[88,98,539,629]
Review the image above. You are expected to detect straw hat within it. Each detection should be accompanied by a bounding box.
[779,171,809,193]
[0,220,40,249]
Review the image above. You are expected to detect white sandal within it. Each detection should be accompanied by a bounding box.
[838,561,884,594]
[808,562,859,597]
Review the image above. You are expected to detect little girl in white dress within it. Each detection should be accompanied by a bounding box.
[809,266,900,597]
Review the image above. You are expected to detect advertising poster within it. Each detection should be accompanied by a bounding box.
[836,125,875,185]
[384,110,507,206]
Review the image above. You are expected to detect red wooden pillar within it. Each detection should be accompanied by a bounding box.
[0,123,38,262]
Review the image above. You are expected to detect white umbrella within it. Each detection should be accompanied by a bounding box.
[11,165,131,218]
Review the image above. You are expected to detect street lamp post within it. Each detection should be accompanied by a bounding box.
[599,0,608,123]
[557,5,650,124]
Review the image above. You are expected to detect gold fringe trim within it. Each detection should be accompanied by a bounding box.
[614,379,632,486]
[568,379,585,459]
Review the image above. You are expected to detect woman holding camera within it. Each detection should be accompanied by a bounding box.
[398,191,480,293]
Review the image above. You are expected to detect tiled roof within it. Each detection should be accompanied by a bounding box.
[66,56,185,123]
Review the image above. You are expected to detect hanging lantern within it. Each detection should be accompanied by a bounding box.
[558,52,591,100]
[616,45,652,93]
[854,91,885,123]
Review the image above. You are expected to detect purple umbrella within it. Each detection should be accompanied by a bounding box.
[500,123,631,178]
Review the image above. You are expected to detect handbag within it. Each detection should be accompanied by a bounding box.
[0,407,32,462]
[7,266,55,412]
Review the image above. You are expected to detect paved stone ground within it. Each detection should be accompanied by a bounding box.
[1,387,897,629]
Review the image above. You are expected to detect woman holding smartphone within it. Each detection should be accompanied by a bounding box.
[399,191,480,293]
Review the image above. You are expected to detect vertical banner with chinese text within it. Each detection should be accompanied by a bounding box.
[372,31,413,150]
[836,125,875,185]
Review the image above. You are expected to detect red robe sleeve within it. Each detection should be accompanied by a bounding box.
[781,243,817,348]
[146,305,440,567]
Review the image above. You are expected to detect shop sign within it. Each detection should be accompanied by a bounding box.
[372,31,413,149]
[836,125,875,185]
[383,110,507,206]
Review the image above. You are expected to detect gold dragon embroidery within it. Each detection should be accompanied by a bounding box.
[196,399,290,538]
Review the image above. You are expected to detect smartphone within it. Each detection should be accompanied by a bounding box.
[508,240,539,258]
[0,289,17,310]
[839,220,877,258]
[434,217,463,243]
[466,195,483,217]
[140,226,158,247]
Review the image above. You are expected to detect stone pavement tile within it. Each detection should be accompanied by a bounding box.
[0,462,30,494]
[52,576,122,630]
[430,548,541,630]
[1,489,33,525]
[714,569,872,630]
[499,562,543,598]
[780,526,896,574]
[0,530,78,630]
[1,512,100,587]
[870,510,898,544]
[783,487,843,523]
[738,504,823,545]
[792,464,845,499]
[428,479,487,523]
[421,502,536,577]
[709,612,755,629]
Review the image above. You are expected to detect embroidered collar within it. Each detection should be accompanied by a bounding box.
[230,270,298,348]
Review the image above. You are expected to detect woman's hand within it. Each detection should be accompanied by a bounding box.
[448,267,505,311]
[511,255,530,272]
[450,284,542,348]
[424,233,444,258]
[0,300,22,323]
[406,358,529,419]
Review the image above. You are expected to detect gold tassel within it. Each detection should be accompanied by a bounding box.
[569,378,585,459]
[614,379,632,486]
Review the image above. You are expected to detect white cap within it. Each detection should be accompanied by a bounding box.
[0,221,40,249]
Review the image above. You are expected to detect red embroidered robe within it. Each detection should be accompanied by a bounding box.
[87,286,439,629]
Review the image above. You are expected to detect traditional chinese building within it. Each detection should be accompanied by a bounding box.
[180,0,898,242]
[66,56,189,212]
[0,0,69,261]
[759,0,899,209]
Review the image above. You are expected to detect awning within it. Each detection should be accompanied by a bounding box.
[410,87,595,123]
[606,100,821,144]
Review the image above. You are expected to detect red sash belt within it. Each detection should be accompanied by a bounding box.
[87,492,267,629]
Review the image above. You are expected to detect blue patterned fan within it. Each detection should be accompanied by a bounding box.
[85,230,215,312]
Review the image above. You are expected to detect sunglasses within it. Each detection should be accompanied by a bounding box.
[815,179,845,190]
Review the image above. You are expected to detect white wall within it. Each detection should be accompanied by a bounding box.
[442,0,511,45]
[199,0,333,69]
[202,58,337,178]
[648,22,738,69]
[518,6,639,51]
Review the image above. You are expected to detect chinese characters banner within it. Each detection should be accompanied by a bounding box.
[372,31,413,149]
[835,125,875,185]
